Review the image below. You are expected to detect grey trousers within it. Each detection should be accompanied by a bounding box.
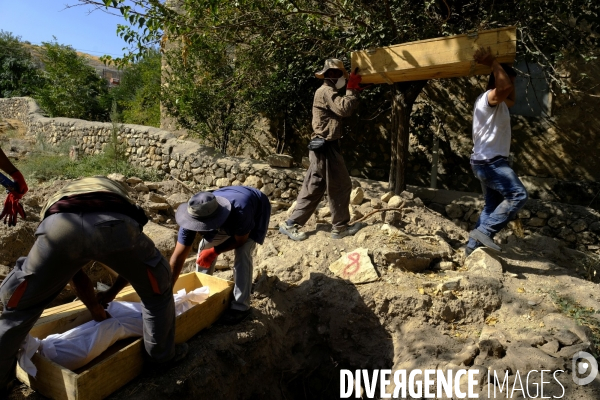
[0,212,175,388]
[196,233,256,312]
[289,141,352,229]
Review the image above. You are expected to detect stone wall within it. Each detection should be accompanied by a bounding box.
[0,97,304,202]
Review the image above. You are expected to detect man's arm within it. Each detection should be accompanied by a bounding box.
[324,88,360,117]
[473,47,514,106]
[71,270,109,322]
[96,275,130,307]
[0,148,18,175]
[214,233,250,254]
[170,242,193,286]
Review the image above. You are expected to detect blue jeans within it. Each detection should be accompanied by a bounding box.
[467,159,528,249]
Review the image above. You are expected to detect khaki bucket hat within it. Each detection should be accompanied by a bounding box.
[315,58,349,79]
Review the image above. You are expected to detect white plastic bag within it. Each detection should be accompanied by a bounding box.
[18,286,211,374]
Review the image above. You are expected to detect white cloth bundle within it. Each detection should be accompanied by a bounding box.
[19,286,210,376]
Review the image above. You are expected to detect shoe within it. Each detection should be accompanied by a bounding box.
[218,308,252,325]
[145,343,188,371]
[331,222,363,239]
[279,222,307,241]
[469,229,501,252]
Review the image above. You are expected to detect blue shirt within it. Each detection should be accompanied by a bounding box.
[177,186,271,246]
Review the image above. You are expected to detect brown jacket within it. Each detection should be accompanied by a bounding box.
[311,80,359,141]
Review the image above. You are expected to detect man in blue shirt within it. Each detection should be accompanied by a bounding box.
[170,186,271,325]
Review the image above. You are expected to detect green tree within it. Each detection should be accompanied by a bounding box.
[34,39,110,121]
[110,48,161,127]
[76,0,600,192]
[0,31,43,98]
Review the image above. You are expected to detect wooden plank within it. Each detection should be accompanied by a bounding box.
[17,272,234,400]
[351,26,517,84]
[16,353,79,400]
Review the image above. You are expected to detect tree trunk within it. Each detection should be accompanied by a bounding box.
[389,80,428,194]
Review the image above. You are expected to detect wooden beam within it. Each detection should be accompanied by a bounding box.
[351,27,517,84]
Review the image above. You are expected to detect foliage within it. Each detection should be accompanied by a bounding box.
[74,0,600,170]
[0,31,43,98]
[34,39,111,121]
[109,48,161,127]
[16,142,161,183]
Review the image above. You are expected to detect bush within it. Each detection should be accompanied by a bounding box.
[34,39,110,121]
[0,30,43,98]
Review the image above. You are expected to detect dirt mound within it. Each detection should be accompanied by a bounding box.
[5,177,600,399]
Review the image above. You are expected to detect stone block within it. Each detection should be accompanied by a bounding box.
[328,248,378,284]
[267,154,294,168]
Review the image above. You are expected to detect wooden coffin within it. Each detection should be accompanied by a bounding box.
[16,272,233,400]
[351,26,517,84]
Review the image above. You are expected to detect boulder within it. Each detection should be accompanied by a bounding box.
[107,173,126,183]
[244,176,263,189]
[267,154,294,168]
[143,222,177,258]
[147,202,170,211]
[387,195,403,208]
[126,177,143,185]
[134,183,150,193]
[167,193,189,209]
[350,187,364,205]
[445,203,464,219]
[148,192,167,203]
[328,248,378,284]
[380,192,394,203]
[464,249,504,281]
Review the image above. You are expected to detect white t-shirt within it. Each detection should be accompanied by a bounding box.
[471,90,511,161]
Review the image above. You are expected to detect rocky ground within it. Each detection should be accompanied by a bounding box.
[0,171,598,400]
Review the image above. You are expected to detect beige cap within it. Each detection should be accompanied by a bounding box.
[315,58,349,79]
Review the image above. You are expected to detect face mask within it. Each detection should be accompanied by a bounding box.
[334,77,346,89]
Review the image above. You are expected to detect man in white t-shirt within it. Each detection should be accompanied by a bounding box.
[466,47,528,255]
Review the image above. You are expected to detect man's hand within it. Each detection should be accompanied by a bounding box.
[0,193,26,226]
[347,67,362,90]
[89,304,110,322]
[96,289,117,308]
[474,47,495,67]
[196,247,219,270]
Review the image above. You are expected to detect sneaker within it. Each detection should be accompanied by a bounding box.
[331,223,363,239]
[468,229,501,252]
[218,308,252,325]
[279,222,307,241]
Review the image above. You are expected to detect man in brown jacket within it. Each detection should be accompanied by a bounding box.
[279,59,362,241]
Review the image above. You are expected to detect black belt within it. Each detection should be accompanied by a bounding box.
[470,155,508,165]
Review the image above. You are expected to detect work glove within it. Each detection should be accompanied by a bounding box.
[0,193,26,226]
[0,170,28,226]
[196,247,220,271]
[346,67,362,90]
[10,170,28,197]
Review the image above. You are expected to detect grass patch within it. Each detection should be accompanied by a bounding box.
[16,150,162,183]
[548,290,600,357]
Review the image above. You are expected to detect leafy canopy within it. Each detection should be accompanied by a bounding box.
[0,31,43,98]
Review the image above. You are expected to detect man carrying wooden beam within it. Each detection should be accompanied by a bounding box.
[0,177,187,397]
[279,59,363,241]
[170,186,271,325]
[465,48,528,255]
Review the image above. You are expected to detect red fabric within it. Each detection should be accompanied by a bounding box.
[147,268,161,295]
[196,247,219,269]
[7,278,28,308]
[346,70,362,90]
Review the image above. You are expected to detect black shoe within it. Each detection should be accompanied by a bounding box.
[218,308,252,325]
[469,229,501,252]
[145,343,189,372]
